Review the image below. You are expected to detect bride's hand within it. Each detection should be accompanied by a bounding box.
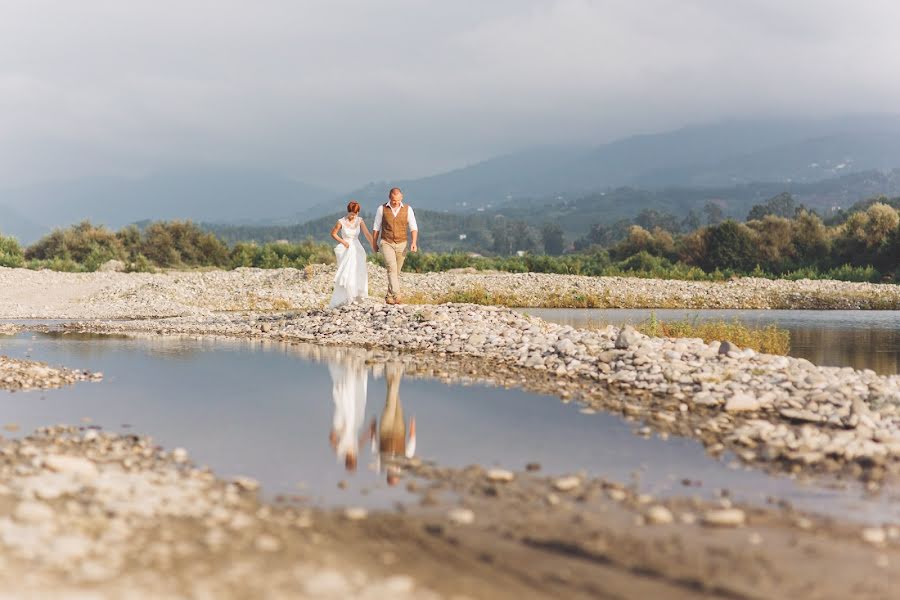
[342,240,350,248]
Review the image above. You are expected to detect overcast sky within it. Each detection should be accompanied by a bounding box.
[2,0,899,191]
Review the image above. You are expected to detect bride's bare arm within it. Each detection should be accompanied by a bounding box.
[360,220,374,247]
[330,220,349,247]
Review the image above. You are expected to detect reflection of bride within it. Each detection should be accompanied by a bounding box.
[327,354,368,471]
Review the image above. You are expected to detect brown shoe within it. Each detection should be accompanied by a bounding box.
[393,297,403,305]
[385,297,396,305]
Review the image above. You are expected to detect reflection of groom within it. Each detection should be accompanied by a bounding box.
[371,187,418,305]
[369,360,416,486]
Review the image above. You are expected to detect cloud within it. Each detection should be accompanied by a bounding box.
[1,0,899,190]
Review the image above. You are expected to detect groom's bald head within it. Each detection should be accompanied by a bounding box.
[388,187,403,206]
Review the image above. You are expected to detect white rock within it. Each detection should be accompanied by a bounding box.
[14,501,54,524]
[725,393,760,412]
[703,508,746,527]
[255,534,282,552]
[171,447,189,463]
[448,508,475,525]
[486,468,514,483]
[553,476,581,492]
[344,507,368,521]
[233,476,260,491]
[646,505,674,524]
[43,454,99,480]
[862,527,886,545]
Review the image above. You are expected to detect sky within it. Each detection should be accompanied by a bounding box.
[2,0,900,191]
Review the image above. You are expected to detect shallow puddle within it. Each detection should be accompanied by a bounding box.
[0,331,897,523]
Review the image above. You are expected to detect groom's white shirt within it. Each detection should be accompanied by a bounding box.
[372,202,418,233]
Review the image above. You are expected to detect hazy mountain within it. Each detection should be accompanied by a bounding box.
[336,115,900,212]
[0,167,336,243]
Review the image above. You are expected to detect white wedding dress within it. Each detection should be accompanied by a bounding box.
[329,217,369,308]
[328,357,368,463]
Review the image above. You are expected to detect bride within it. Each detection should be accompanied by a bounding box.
[329,201,374,308]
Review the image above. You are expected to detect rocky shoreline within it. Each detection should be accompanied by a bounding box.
[1,265,899,319]
[69,301,900,485]
[0,425,895,599]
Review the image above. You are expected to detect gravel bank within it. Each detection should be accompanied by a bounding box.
[1,425,896,599]
[71,302,900,483]
[0,355,102,391]
[1,265,899,318]
[0,426,440,599]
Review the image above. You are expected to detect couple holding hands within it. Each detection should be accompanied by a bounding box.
[328,187,419,308]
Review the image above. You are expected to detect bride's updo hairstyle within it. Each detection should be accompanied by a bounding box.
[347,201,361,214]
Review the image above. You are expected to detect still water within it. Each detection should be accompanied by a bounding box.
[521,309,900,375]
[0,332,896,523]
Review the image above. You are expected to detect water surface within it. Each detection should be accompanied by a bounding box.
[0,331,896,523]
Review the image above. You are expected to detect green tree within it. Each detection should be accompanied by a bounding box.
[700,220,756,272]
[541,222,565,255]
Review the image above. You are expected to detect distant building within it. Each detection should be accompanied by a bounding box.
[459,233,467,240]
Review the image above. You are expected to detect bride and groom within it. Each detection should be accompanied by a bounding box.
[328,187,419,308]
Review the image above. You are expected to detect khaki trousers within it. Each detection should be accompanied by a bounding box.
[379,361,406,456]
[380,240,407,300]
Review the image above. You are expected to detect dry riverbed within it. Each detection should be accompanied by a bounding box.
[1,265,899,318]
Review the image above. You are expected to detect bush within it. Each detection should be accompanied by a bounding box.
[0,235,25,268]
[140,221,229,267]
[25,221,125,270]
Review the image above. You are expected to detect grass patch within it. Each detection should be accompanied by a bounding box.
[636,312,791,355]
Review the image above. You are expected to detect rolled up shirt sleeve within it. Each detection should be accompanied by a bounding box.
[372,205,384,232]
[407,206,418,232]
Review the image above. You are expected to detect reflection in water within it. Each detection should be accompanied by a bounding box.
[326,357,417,484]
[327,351,368,471]
[373,361,416,486]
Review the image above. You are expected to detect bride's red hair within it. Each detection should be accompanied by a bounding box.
[347,201,361,214]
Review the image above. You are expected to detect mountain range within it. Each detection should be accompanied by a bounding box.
[3,114,900,243]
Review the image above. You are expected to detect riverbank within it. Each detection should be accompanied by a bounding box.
[1,265,899,318]
[0,424,895,599]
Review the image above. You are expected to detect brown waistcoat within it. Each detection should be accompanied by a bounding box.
[380,204,409,243]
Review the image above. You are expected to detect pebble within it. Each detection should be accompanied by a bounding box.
[486,469,514,483]
[14,500,55,524]
[255,534,282,552]
[725,393,760,413]
[646,505,674,524]
[233,476,260,492]
[344,507,368,521]
[43,454,99,480]
[172,447,189,463]
[702,508,746,527]
[448,508,475,525]
[553,476,581,492]
[861,527,887,545]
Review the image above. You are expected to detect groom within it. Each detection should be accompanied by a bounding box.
[371,187,418,304]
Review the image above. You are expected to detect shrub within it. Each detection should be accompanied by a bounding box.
[0,235,25,268]
[25,221,125,270]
